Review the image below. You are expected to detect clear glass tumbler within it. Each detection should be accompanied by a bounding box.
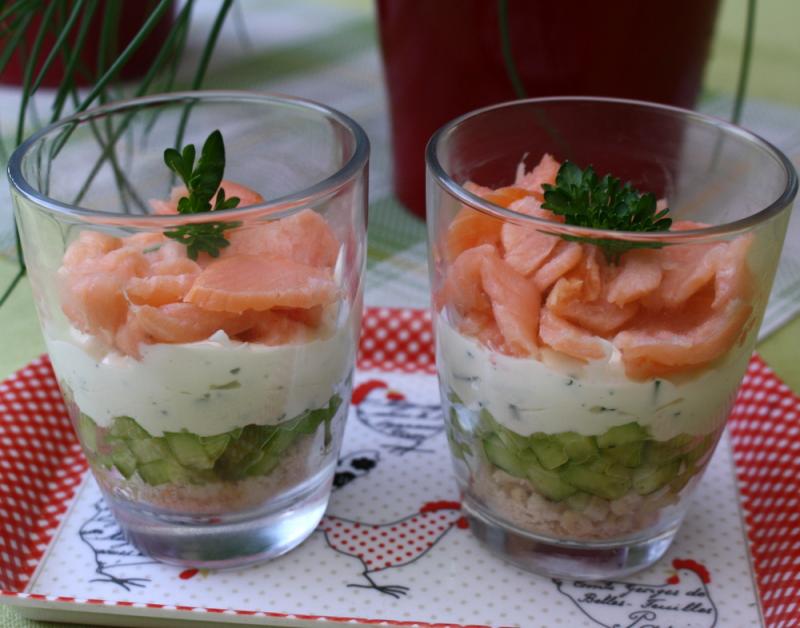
[426,97,796,579]
[9,92,369,568]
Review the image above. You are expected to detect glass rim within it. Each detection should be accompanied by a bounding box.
[425,96,798,242]
[7,90,370,226]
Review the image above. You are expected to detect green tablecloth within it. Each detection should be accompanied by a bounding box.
[0,0,798,626]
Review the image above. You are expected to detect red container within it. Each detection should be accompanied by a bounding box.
[0,2,174,88]
[376,0,721,217]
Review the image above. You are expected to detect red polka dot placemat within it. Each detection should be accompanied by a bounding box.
[0,306,797,627]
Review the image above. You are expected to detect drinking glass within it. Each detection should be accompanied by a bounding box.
[426,97,796,578]
[9,91,369,568]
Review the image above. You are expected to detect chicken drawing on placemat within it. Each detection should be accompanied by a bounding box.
[554,558,717,628]
[78,499,157,590]
[352,379,444,455]
[318,500,468,597]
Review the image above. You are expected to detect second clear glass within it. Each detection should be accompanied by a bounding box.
[426,97,796,579]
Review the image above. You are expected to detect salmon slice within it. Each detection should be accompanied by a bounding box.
[547,277,638,335]
[60,247,149,339]
[458,310,505,353]
[125,274,198,306]
[148,257,201,276]
[539,307,606,361]
[709,234,754,309]
[125,232,166,250]
[280,305,325,327]
[224,209,339,268]
[62,231,121,269]
[515,153,560,197]
[480,254,541,357]
[149,180,264,215]
[614,288,752,379]
[114,313,151,359]
[444,182,525,261]
[501,197,563,277]
[533,240,583,293]
[235,310,316,345]
[445,206,504,262]
[567,244,604,301]
[642,241,720,309]
[133,303,240,344]
[441,244,497,318]
[186,254,338,313]
[605,249,662,306]
[61,272,131,342]
[483,186,531,208]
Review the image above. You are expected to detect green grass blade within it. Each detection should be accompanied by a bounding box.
[174,0,235,150]
[75,0,171,114]
[0,10,34,80]
[50,0,98,122]
[15,0,57,144]
[0,266,26,308]
[27,0,85,96]
[497,0,526,99]
[732,0,757,124]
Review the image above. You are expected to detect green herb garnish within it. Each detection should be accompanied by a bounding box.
[541,161,672,263]
[163,129,241,259]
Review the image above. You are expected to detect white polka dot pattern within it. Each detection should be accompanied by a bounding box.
[729,356,800,628]
[0,308,796,627]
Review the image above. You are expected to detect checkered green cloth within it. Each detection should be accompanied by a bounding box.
[1,0,799,626]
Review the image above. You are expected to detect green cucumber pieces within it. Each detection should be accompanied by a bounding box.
[110,442,138,479]
[553,432,597,463]
[525,458,576,501]
[560,463,631,501]
[632,460,681,495]
[529,435,568,470]
[109,415,151,440]
[75,395,341,486]
[78,414,98,453]
[165,432,215,470]
[596,422,649,448]
[472,403,716,505]
[483,435,527,478]
[604,441,644,467]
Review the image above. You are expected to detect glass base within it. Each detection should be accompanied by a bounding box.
[462,495,678,580]
[105,473,332,570]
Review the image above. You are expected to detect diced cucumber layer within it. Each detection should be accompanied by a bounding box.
[469,397,716,504]
[77,394,342,487]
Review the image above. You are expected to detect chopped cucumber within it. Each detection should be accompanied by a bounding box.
[109,416,150,440]
[111,442,138,479]
[632,460,681,495]
[529,436,568,470]
[561,463,631,500]
[483,435,526,478]
[128,438,171,464]
[604,441,644,467]
[497,426,530,452]
[137,459,173,486]
[78,414,98,453]
[525,459,577,501]
[165,432,214,470]
[685,435,715,465]
[553,432,597,463]
[596,422,649,448]
[200,434,230,462]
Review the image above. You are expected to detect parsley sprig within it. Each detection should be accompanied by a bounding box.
[541,161,672,263]
[163,129,241,259]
